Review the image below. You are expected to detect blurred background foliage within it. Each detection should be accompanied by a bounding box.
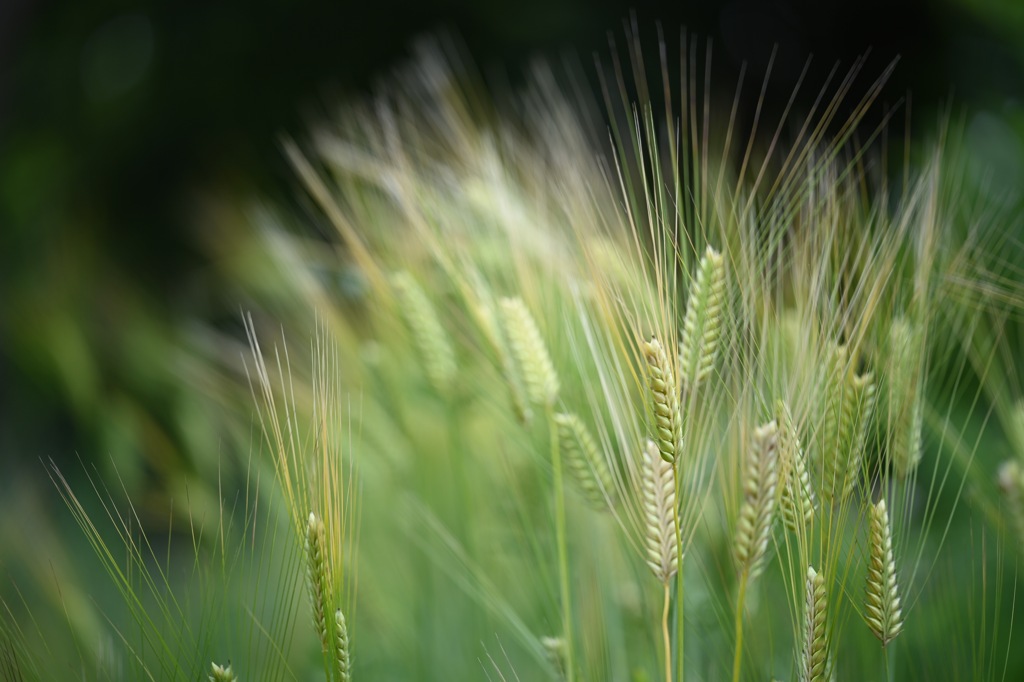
[2,0,1024,675]
[4,0,1024,495]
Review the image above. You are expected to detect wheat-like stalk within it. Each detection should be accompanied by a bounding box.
[777,400,815,534]
[393,271,457,394]
[642,337,683,464]
[499,297,560,409]
[866,498,904,646]
[734,420,780,578]
[843,372,876,497]
[800,566,829,682]
[679,246,727,393]
[541,636,567,680]
[335,608,352,682]
[997,460,1024,552]
[886,317,924,478]
[820,344,875,503]
[553,412,615,509]
[642,439,679,583]
[210,662,238,682]
[306,512,330,653]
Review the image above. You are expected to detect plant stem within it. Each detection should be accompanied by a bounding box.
[549,411,575,682]
[661,582,673,682]
[674,467,685,682]
[731,572,749,682]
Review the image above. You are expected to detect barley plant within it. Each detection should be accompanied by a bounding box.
[4,26,1024,682]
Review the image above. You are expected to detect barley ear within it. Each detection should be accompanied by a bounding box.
[820,344,875,503]
[210,662,238,682]
[392,271,457,394]
[499,297,560,409]
[997,460,1024,553]
[541,636,567,680]
[886,317,924,478]
[553,412,615,509]
[777,400,815,534]
[642,439,679,583]
[679,245,726,392]
[842,372,876,498]
[335,608,352,682]
[642,337,683,464]
[305,512,330,653]
[800,566,829,682]
[734,420,780,578]
[866,499,904,646]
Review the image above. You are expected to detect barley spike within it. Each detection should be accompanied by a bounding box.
[866,498,904,646]
[553,412,615,509]
[499,297,560,408]
[679,245,726,391]
[642,439,679,583]
[734,420,780,578]
[642,337,683,464]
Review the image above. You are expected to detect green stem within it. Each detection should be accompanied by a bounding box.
[731,572,749,682]
[674,467,685,682]
[549,411,575,682]
[662,582,673,682]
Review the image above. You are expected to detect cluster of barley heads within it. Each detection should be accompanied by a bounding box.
[4,37,1023,681]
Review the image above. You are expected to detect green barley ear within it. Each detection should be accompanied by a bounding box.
[777,400,815,534]
[210,662,238,682]
[734,420,780,578]
[866,499,904,646]
[306,512,330,653]
[541,636,567,680]
[392,271,457,394]
[499,297,560,409]
[886,317,924,478]
[335,608,352,682]
[997,460,1024,552]
[642,337,683,464]
[800,566,829,682]
[679,245,727,392]
[642,439,679,583]
[553,412,615,509]
[843,372,876,497]
[821,344,875,503]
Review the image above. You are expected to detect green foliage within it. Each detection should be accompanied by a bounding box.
[4,37,1024,682]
